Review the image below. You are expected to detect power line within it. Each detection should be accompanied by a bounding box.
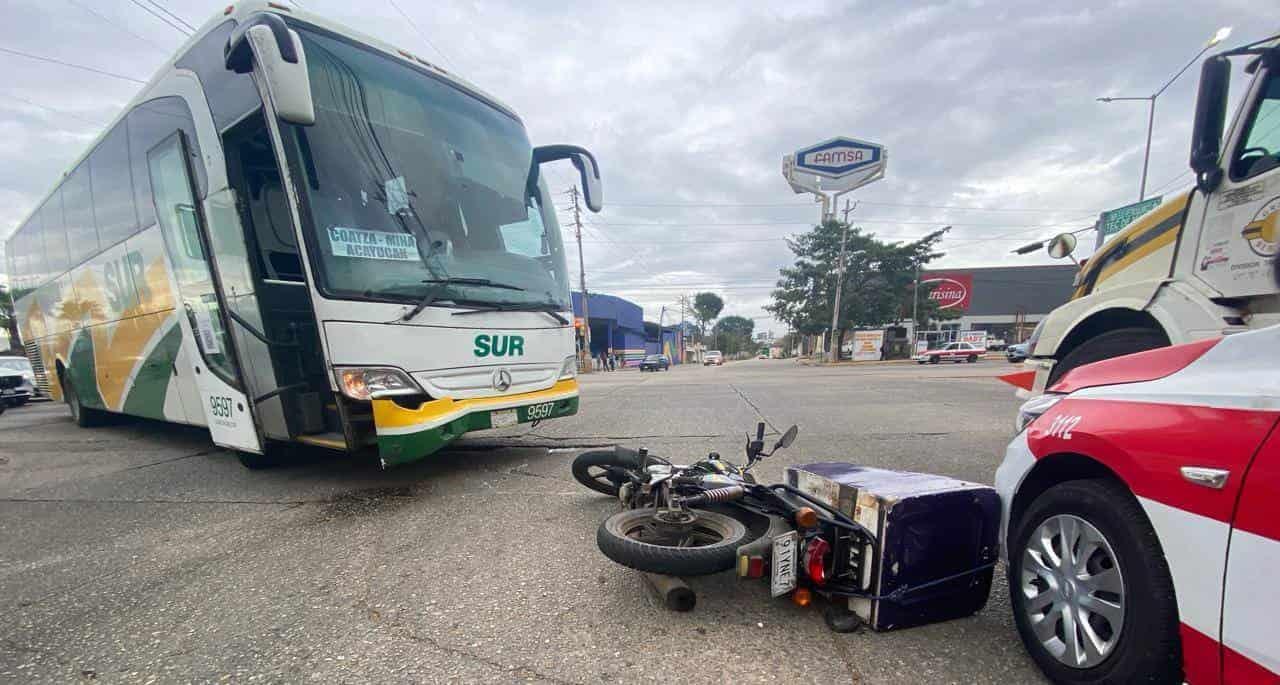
[127,0,191,36]
[0,46,147,84]
[64,0,171,54]
[142,0,197,32]
[1,92,108,127]
[385,0,456,69]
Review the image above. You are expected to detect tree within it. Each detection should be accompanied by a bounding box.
[766,219,946,354]
[712,315,754,355]
[0,286,22,352]
[691,292,724,339]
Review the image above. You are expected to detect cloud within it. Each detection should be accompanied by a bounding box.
[1,0,1272,335]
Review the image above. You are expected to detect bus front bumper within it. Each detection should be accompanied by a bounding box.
[370,379,580,467]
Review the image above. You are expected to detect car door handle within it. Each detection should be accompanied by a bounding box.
[1180,467,1230,489]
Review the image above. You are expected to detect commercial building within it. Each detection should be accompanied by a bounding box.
[910,264,1077,343]
[570,292,684,367]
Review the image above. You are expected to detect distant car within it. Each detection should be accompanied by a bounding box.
[915,341,984,364]
[985,337,1007,351]
[757,352,768,359]
[0,356,38,407]
[703,351,724,366]
[639,354,670,372]
[1006,342,1030,363]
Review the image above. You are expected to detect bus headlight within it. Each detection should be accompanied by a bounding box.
[559,355,578,380]
[336,367,420,400]
[1015,393,1063,434]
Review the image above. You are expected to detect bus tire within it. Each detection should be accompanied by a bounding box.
[62,374,107,428]
[1049,327,1168,386]
[237,449,283,470]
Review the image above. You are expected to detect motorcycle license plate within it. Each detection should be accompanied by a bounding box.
[490,409,518,428]
[770,531,798,597]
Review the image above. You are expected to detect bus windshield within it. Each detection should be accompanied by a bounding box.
[285,26,571,311]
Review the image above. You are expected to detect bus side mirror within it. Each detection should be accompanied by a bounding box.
[531,145,603,212]
[225,13,316,126]
[1190,56,1230,193]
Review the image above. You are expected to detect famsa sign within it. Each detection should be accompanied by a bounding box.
[794,137,884,179]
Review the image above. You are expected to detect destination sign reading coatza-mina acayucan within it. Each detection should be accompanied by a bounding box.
[328,227,419,261]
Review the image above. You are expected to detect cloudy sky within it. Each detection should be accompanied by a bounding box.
[1,0,1275,334]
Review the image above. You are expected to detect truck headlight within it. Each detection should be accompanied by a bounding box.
[559,355,578,380]
[336,367,420,400]
[1015,393,1063,434]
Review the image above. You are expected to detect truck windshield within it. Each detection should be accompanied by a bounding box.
[284,26,570,310]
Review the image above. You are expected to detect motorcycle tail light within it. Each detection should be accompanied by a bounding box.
[804,537,831,586]
[738,554,765,578]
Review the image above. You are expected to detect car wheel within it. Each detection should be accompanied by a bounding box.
[929,356,939,364]
[1049,327,1168,386]
[968,354,978,363]
[1008,479,1181,684]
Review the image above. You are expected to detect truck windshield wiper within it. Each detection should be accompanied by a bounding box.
[400,278,526,322]
[451,302,570,325]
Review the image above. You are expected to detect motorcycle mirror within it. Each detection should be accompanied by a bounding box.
[775,425,799,450]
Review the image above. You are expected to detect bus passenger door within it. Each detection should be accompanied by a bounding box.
[149,131,263,454]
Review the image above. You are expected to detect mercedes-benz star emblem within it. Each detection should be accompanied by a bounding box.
[492,369,513,392]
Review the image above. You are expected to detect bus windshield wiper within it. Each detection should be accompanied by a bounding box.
[451,301,569,325]
[400,278,526,322]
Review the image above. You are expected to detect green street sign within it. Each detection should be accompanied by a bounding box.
[1099,197,1162,240]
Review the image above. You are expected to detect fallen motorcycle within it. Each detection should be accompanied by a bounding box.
[573,422,1001,632]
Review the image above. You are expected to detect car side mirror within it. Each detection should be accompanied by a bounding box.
[225,13,315,126]
[531,145,603,212]
[1190,55,1230,193]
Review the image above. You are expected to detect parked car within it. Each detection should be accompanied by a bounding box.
[915,342,984,364]
[0,356,38,407]
[985,337,1008,351]
[639,354,670,372]
[1005,342,1029,363]
[996,325,1279,684]
[703,351,724,366]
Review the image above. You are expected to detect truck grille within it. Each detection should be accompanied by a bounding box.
[23,341,51,396]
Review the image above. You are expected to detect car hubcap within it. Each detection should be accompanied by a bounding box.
[1020,514,1125,669]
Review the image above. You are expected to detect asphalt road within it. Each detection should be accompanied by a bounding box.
[0,358,1044,684]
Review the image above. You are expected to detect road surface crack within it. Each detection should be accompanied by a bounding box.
[728,384,778,433]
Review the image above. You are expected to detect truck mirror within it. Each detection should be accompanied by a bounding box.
[531,145,603,212]
[1046,233,1077,260]
[1190,56,1230,192]
[225,13,316,126]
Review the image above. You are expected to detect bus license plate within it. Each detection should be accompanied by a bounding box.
[770,530,798,597]
[490,409,518,428]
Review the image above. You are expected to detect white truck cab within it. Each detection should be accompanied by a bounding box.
[1024,36,1280,393]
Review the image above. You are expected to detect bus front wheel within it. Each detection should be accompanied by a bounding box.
[62,374,108,428]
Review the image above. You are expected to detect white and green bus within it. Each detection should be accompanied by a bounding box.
[4,2,601,467]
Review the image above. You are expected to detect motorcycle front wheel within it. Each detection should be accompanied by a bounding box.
[597,508,750,576]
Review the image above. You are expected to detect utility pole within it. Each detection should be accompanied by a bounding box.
[911,262,920,352]
[828,200,854,362]
[570,186,591,370]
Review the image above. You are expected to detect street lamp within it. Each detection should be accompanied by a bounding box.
[1098,26,1232,201]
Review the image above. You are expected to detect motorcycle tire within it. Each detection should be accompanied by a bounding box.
[571,448,641,496]
[597,508,750,576]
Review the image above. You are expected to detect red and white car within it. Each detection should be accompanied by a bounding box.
[995,324,1279,684]
[915,341,985,364]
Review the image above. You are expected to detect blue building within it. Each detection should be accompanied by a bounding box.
[571,292,646,367]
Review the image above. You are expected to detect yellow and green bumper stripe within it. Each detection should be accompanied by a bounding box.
[371,379,580,466]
